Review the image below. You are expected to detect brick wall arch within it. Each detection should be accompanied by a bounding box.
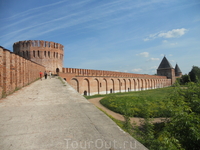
[136,79,139,91]
[141,79,144,90]
[91,78,99,95]
[110,79,115,93]
[121,79,126,92]
[127,79,131,92]
[59,67,172,96]
[152,79,156,89]
[145,79,148,90]
[82,78,90,96]
[132,79,136,91]
[99,78,107,94]
[149,79,152,89]
[70,78,79,92]
[117,79,121,93]
[139,79,142,90]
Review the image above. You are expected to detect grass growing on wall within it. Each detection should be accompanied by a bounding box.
[58,76,67,86]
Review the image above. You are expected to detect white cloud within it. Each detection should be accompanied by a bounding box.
[170,42,178,46]
[158,28,187,38]
[148,58,160,61]
[162,40,178,46]
[137,52,149,57]
[162,40,168,43]
[150,66,157,69]
[143,38,149,41]
[132,68,142,72]
[171,60,175,62]
[144,28,187,41]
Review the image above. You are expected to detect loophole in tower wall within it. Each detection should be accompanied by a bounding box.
[13,40,64,73]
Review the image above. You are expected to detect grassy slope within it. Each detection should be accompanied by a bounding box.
[86,87,174,118]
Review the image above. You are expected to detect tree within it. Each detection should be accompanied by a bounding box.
[132,82,200,150]
[189,66,200,83]
[180,74,190,84]
[164,82,200,149]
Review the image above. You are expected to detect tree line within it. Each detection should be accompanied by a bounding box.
[178,66,200,84]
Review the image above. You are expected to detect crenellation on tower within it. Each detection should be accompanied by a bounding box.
[30,40,34,47]
[49,42,52,48]
[13,40,64,73]
[36,40,39,47]
[39,40,43,47]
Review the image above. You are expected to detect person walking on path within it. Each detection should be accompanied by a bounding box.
[44,71,47,79]
[39,71,43,80]
[49,71,52,79]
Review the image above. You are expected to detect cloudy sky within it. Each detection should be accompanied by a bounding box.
[1,0,200,75]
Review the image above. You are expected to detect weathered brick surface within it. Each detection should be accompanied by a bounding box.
[1,40,176,97]
[157,68,176,84]
[60,68,172,96]
[3,50,10,96]
[0,47,45,98]
[0,48,3,98]
[13,40,63,74]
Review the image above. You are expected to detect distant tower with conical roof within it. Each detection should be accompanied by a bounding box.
[157,56,176,84]
[175,63,182,77]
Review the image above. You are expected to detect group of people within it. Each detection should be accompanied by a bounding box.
[39,71,52,80]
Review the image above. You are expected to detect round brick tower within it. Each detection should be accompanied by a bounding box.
[13,40,64,73]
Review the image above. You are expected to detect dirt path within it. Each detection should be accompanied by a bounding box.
[88,97,166,126]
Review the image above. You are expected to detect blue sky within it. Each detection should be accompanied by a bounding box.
[1,0,200,75]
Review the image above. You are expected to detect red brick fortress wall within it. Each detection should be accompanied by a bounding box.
[60,68,172,96]
[0,47,45,98]
[13,40,64,74]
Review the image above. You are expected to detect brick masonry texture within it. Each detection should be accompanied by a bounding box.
[13,40,63,74]
[0,47,45,98]
[1,40,178,98]
[60,68,172,96]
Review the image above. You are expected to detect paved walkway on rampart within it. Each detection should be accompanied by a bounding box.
[0,77,147,150]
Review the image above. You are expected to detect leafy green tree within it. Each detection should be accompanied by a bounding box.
[189,66,200,83]
[180,74,190,84]
[132,82,200,150]
[154,82,200,150]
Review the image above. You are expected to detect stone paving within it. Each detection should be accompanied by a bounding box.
[0,77,148,150]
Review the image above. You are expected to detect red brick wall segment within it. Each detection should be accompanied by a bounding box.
[0,47,45,98]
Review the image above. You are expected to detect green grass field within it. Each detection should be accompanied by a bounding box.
[86,87,175,118]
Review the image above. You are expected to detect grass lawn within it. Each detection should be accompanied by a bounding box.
[86,87,175,118]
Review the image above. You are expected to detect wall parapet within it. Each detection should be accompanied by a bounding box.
[13,40,64,50]
[62,67,167,79]
[13,40,64,73]
[0,46,45,98]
